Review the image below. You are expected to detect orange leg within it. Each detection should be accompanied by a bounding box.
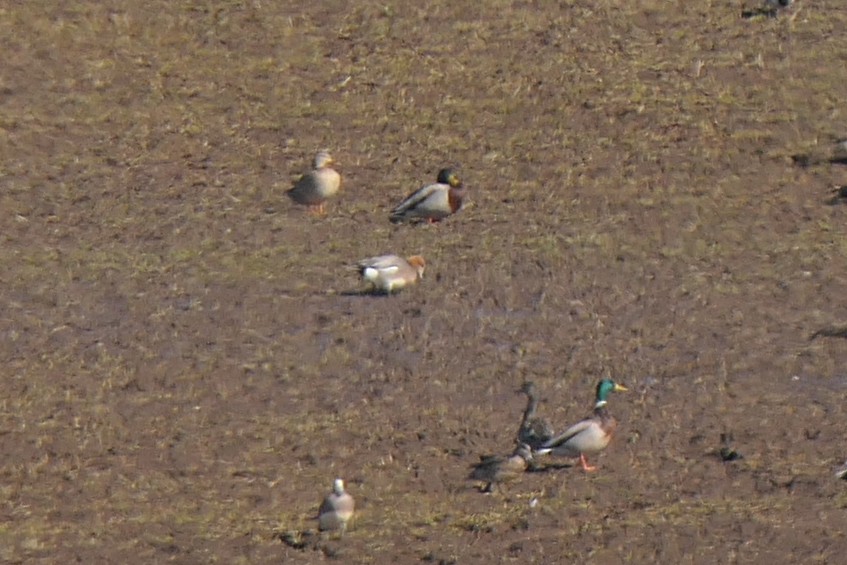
[579,454,597,472]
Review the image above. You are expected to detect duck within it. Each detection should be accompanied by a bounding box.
[832,138,847,165]
[389,168,465,223]
[836,460,847,480]
[742,0,792,18]
[355,254,426,294]
[516,381,555,451]
[793,138,847,168]
[764,0,793,9]
[469,443,533,493]
[535,379,628,472]
[287,150,341,214]
[318,478,355,534]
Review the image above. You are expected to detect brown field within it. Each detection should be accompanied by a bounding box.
[2,1,847,563]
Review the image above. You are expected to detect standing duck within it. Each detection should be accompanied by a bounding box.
[536,379,628,472]
[287,150,341,214]
[318,478,355,534]
[355,254,426,294]
[469,443,533,493]
[516,381,555,451]
[389,168,465,223]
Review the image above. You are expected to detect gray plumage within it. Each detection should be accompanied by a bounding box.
[318,478,355,534]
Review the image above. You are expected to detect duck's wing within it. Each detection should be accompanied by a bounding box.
[537,418,556,441]
[469,455,502,479]
[318,494,336,518]
[539,418,595,450]
[357,255,404,273]
[517,418,552,448]
[287,172,320,203]
[390,183,444,217]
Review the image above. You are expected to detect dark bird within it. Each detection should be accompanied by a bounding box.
[742,0,793,18]
[719,432,743,462]
[792,139,847,168]
[516,381,555,451]
[469,443,533,493]
[809,324,847,340]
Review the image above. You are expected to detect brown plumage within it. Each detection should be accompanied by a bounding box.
[516,381,555,450]
[469,443,533,493]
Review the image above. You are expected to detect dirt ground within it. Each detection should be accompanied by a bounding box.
[2,1,847,563]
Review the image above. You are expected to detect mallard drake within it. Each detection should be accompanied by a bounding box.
[287,150,341,214]
[536,379,628,472]
[389,168,465,223]
[516,382,555,451]
[469,443,533,493]
[318,478,355,534]
[355,254,425,294]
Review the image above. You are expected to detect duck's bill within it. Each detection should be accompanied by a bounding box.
[614,383,629,392]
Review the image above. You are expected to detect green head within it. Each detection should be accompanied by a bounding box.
[437,168,462,188]
[595,379,628,406]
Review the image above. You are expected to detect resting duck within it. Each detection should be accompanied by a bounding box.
[355,254,426,294]
[390,168,465,223]
[287,150,341,214]
[469,443,533,493]
[318,478,355,535]
[516,381,555,451]
[536,379,628,472]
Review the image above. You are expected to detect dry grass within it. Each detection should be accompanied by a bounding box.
[2,0,847,562]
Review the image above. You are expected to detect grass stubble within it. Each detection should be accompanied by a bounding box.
[1,0,847,563]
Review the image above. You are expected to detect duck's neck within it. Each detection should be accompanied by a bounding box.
[523,395,538,422]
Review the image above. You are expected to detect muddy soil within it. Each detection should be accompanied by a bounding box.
[2,1,847,563]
